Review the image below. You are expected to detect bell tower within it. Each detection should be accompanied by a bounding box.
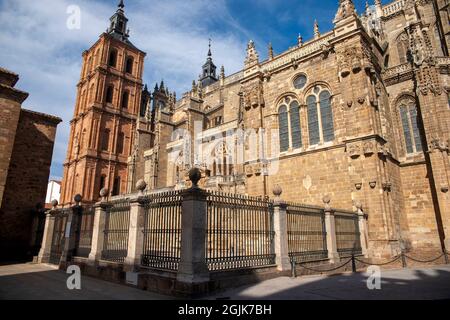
[60,0,146,205]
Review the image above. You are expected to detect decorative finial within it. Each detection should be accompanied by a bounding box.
[314,20,320,39]
[136,179,147,196]
[220,65,225,79]
[100,188,109,201]
[51,199,59,209]
[298,33,303,46]
[188,167,202,188]
[118,0,125,9]
[268,43,274,60]
[74,194,82,206]
[272,185,282,198]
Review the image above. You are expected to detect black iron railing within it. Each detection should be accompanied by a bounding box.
[74,206,95,258]
[335,210,362,257]
[206,192,275,271]
[49,209,70,265]
[141,191,183,271]
[101,199,130,263]
[286,203,328,263]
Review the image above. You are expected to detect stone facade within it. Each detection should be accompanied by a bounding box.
[62,0,450,259]
[0,68,62,261]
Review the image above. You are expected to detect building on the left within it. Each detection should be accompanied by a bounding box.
[0,67,62,262]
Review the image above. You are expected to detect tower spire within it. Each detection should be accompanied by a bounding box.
[108,0,131,42]
[199,39,218,87]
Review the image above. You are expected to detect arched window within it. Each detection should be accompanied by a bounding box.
[105,85,114,104]
[306,85,334,145]
[108,49,117,68]
[399,102,423,154]
[307,95,320,145]
[125,56,134,74]
[121,91,129,109]
[319,91,334,142]
[278,105,289,152]
[290,101,302,149]
[117,132,125,154]
[278,96,302,152]
[102,129,110,151]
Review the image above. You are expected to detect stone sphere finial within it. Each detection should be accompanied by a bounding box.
[272,185,282,198]
[354,200,363,210]
[51,199,58,209]
[74,194,82,205]
[136,179,147,194]
[100,188,109,198]
[322,194,331,204]
[188,167,202,188]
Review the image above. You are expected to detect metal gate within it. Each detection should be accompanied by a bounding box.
[74,206,95,258]
[49,210,69,265]
[101,200,130,263]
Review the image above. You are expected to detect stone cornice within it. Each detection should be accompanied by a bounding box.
[0,83,29,104]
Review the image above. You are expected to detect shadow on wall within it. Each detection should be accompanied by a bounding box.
[0,113,56,263]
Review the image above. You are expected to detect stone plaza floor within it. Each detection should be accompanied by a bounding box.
[0,263,449,300]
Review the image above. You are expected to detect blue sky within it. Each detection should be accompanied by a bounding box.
[0,0,368,179]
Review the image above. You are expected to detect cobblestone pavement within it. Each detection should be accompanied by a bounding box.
[1,263,450,300]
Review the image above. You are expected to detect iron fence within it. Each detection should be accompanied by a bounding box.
[101,199,131,263]
[206,192,275,271]
[286,203,328,263]
[141,191,183,271]
[335,210,362,257]
[49,209,70,265]
[74,206,95,258]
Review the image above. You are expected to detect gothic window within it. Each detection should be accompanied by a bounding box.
[117,132,124,154]
[278,105,289,152]
[320,91,334,142]
[306,85,334,145]
[125,56,134,74]
[293,74,307,90]
[400,102,423,154]
[397,32,409,64]
[121,91,129,109]
[112,177,121,196]
[106,86,114,104]
[278,96,302,152]
[108,49,118,68]
[211,142,233,176]
[102,129,110,151]
[290,101,302,149]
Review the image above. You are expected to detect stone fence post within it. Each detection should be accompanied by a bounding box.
[355,201,369,258]
[272,186,290,271]
[176,169,210,289]
[59,195,83,267]
[38,200,58,263]
[323,196,340,264]
[88,188,110,265]
[124,180,147,272]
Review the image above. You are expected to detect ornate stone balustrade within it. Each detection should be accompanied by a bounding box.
[382,0,406,18]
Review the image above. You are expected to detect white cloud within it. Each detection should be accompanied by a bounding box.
[0,0,251,178]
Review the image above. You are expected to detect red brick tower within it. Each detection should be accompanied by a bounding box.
[60,1,146,205]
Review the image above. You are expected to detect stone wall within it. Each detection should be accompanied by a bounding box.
[0,109,61,260]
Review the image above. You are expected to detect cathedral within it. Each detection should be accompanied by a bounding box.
[60,0,450,258]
